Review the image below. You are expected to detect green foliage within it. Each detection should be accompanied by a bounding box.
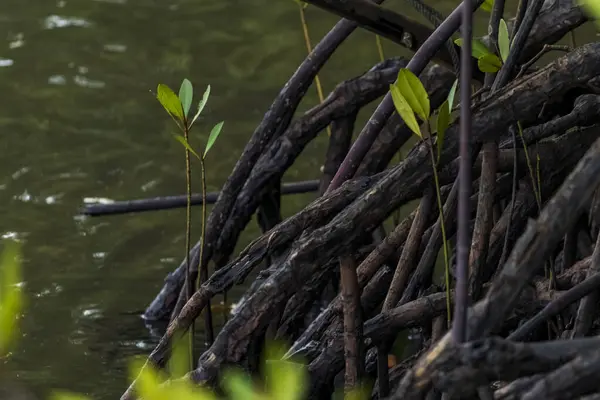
[498,19,510,63]
[393,69,430,121]
[0,240,23,357]
[477,53,503,73]
[1,235,325,400]
[389,70,453,325]
[128,340,308,400]
[454,38,503,73]
[156,83,185,126]
[169,331,192,379]
[389,68,432,138]
[390,83,422,137]
[578,0,600,28]
[447,79,458,110]
[155,80,224,159]
[174,134,202,160]
[454,38,492,60]
[480,0,494,12]
[179,79,194,118]
[50,340,314,400]
[436,99,450,162]
[204,121,225,158]
[192,85,211,127]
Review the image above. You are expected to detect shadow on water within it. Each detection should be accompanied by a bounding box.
[1,0,590,398]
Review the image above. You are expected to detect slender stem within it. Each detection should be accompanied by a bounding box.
[375,34,385,62]
[517,121,541,210]
[183,125,194,369]
[427,126,452,326]
[517,122,557,287]
[298,3,331,137]
[198,157,214,344]
[453,0,473,344]
[499,126,518,267]
[511,0,528,41]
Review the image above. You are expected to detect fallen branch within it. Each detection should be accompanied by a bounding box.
[80,180,320,216]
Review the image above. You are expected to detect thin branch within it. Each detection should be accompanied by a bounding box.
[453,0,474,343]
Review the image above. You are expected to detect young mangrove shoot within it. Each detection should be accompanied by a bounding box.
[155,79,224,363]
[390,68,454,324]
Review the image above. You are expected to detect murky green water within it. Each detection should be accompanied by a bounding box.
[1,0,583,398]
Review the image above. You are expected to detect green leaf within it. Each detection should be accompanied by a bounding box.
[191,85,211,127]
[266,360,307,400]
[0,240,22,356]
[578,0,600,27]
[178,79,193,119]
[169,330,191,379]
[454,38,493,60]
[478,53,502,73]
[174,135,202,160]
[156,84,185,123]
[498,19,510,62]
[480,0,494,12]
[394,69,430,120]
[222,369,260,400]
[436,99,451,162]
[390,84,421,138]
[447,79,458,110]
[130,359,168,400]
[204,121,224,158]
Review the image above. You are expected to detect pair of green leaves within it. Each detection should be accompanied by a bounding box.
[454,19,510,73]
[156,79,224,160]
[0,240,23,357]
[390,69,456,161]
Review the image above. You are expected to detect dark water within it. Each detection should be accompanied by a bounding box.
[0,0,575,398]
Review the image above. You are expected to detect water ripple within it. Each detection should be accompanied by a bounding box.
[43,15,92,30]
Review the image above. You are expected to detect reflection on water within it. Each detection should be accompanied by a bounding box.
[0,0,569,398]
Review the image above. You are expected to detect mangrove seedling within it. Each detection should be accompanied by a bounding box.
[155,79,224,362]
[390,68,454,323]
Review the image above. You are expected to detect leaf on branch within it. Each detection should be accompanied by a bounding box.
[478,53,503,73]
[448,79,458,111]
[156,84,185,124]
[174,134,202,160]
[499,19,510,62]
[191,85,211,127]
[204,121,224,158]
[454,38,494,60]
[436,99,451,161]
[393,68,430,121]
[390,84,421,138]
[178,79,193,119]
